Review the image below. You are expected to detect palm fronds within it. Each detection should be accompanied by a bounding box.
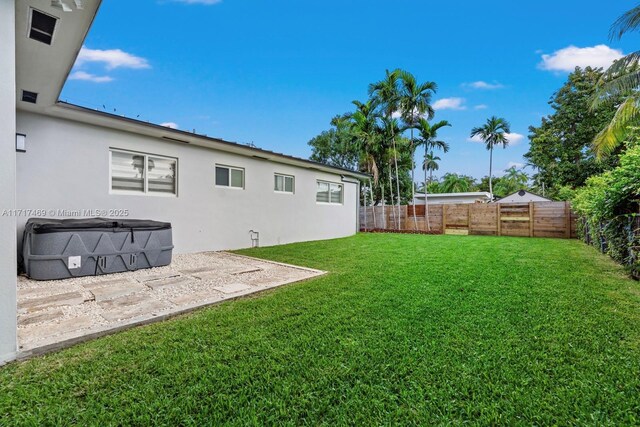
[592,52,640,109]
[593,95,640,158]
[368,69,401,117]
[591,5,640,157]
[423,152,441,172]
[609,5,640,40]
[470,116,511,150]
[397,70,437,124]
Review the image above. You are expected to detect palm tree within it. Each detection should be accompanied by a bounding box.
[494,166,529,197]
[423,152,441,184]
[416,118,450,229]
[609,5,640,39]
[591,5,640,158]
[384,147,399,229]
[350,100,381,228]
[378,116,403,229]
[369,69,402,224]
[398,70,437,229]
[470,116,511,201]
[440,173,474,193]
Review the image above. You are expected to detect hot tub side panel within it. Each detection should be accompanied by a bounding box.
[23,226,173,280]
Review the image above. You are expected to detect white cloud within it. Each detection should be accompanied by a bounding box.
[172,0,222,4]
[68,71,113,83]
[474,104,488,110]
[464,81,504,90]
[506,161,525,169]
[391,107,423,120]
[433,97,466,111]
[160,122,179,129]
[539,45,623,72]
[467,132,525,146]
[75,46,150,70]
[505,132,525,145]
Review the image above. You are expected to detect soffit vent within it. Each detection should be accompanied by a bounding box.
[29,9,58,45]
[22,90,39,104]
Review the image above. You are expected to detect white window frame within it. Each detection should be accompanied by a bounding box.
[274,173,295,194]
[316,180,343,205]
[215,164,245,189]
[109,148,178,197]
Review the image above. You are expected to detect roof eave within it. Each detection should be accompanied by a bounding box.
[48,101,370,180]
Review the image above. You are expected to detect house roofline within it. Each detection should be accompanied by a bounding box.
[502,189,553,201]
[50,101,370,180]
[55,1,103,105]
[414,192,491,198]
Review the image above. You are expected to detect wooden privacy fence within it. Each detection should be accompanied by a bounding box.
[359,202,578,239]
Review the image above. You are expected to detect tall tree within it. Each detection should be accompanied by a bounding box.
[591,5,640,157]
[477,175,503,195]
[439,173,477,193]
[308,114,359,170]
[493,167,529,197]
[470,116,511,200]
[415,118,450,229]
[369,69,403,224]
[525,67,621,199]
[384,146,399,229]
[423,151,440,184]
[350,100,381,227]
[378,117,404,228]
[398,70,437,228]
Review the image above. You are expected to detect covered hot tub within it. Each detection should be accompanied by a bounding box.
[22,218,173,280]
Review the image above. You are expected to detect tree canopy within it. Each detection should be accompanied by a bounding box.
[524,67,621,199]
[308,69,447,206]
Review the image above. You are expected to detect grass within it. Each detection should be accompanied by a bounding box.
[1,233,640,425]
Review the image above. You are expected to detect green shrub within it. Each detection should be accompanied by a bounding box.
[556,186,577,202]
[573,135,640,278]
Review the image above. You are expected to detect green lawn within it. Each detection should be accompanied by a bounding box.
[1,234,640,425]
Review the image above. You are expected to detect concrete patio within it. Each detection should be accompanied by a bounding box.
[17,252,325,357]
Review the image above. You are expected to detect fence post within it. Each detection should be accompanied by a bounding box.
[442,205,447,235]
[565,201,571,239]
[529,202,534,237]
[467,205,472,235]
[496,204,501,236]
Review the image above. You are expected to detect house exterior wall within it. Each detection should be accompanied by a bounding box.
[15,111,359,254]
[0,0,18,364]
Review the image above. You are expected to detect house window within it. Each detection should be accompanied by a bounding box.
[274,174,294,193]
[215,165,244,189]
[110,149,177,196]
[316,180,343,204]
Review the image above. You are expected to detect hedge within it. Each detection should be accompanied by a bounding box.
[573,136,640,279]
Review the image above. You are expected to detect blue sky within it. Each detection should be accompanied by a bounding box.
[61,0,639,180]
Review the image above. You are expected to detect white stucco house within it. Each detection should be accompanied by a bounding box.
[0,0,367,363]
[413,192,492,205]
[494,190,551,204]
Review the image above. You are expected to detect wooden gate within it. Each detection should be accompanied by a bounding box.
[443,204,471,235]
[498,203,532,237]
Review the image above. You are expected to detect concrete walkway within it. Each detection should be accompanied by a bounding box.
[17,252,325,357]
